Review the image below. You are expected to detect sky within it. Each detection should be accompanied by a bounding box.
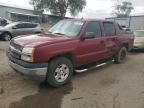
[0,0,144,18]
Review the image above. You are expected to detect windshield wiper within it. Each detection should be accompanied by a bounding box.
[48,31,52,33]
[53,32,66,35]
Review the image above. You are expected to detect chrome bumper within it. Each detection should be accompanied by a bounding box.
[133,45,144,49]
[133,43,144,49]
[9,60,47,82]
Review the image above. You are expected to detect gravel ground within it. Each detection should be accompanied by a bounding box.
[0,42,9,51]
[0,41,144,108]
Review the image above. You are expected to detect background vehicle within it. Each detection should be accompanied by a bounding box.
[8,19,134,87]
[133,30,144,49]
[0,17,12,26]
[0,22,42,41]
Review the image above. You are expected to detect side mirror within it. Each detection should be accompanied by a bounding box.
[12,26,17,29]
[83,32,95,39]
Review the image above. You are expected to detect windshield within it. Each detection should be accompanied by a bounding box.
[49,20,84,37]
[134,31,144,37]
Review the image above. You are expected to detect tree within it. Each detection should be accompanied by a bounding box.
[113,1,134,18]
[30,0,86,17]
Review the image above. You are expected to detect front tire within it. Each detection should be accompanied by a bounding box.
[2,33,12,41]
[47,57,73,87]
[114,47,127,64]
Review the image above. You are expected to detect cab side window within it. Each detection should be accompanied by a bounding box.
[25,23,38,28]
[16,23,26,29]
[103,22,116,36]
[85,22,102,37]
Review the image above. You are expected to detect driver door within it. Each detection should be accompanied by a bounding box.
[76,21,106,65]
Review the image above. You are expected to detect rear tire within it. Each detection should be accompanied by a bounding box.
[2,33,12,41]
[47,57,73,87]
[114,47,127,64]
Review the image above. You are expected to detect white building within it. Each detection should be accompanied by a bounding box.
[0,3,41,23]
[106,15,144,30]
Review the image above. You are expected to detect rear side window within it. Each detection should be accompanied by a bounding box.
[25,23,38,28]
[103,22,116,36]
[16,23,26,29]
[85,22,101,37]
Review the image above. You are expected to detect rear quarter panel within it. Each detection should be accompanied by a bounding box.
[114,23,134,51]
[118,31,134,50]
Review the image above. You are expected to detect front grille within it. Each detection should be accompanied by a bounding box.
[9,50,21,59]
[10,41,22,51]
[9,41,22,59]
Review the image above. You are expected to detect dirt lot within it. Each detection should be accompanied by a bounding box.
[0,42,144,108]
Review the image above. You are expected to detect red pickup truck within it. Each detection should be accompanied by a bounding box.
[8,19,134,87]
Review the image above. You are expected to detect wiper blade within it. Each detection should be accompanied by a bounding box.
[48,31,52,33]
[53,32,66,35]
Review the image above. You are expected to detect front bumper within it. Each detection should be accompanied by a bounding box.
[8,55,48,82]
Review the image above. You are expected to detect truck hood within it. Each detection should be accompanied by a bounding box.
[13,33,73,47]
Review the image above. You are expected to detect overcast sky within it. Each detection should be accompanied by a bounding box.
[0,0,144,18]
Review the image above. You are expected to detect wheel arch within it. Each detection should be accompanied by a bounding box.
[122,43,129,50]
[48,53,75,66]
[3,31,13,37]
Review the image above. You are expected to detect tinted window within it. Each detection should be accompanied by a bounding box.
[25,23,38,28]
[16,23,26,29]
[85,22,101,37]
[103,22,116,36]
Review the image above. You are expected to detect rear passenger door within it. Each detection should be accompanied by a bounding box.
[103,22,119,56]
[12,23,27,36]
[25,23,38,34]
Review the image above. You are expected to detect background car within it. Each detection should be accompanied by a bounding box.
[0,22,42,41]
[133,30,144,49]
[0,17,12,26]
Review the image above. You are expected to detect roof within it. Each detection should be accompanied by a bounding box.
[8,11,39,17]
[6,21,39,25]
[0,2,33,11]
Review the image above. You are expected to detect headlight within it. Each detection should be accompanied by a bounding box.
[21,47,34,62]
